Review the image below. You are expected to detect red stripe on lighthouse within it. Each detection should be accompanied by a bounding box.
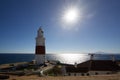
[35,46,45,54]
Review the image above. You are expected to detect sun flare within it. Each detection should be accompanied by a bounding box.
[61,7,81,30]
[63,8,79,23]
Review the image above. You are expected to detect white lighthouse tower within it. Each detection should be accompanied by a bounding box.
[35,27,45,65]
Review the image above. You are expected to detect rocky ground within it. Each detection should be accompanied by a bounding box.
[1,62,120,80]
[8,74,120,80]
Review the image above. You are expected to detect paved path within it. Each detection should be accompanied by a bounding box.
[40,64,55,75]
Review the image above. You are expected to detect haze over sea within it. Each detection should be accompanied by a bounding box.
[0,53,120,65]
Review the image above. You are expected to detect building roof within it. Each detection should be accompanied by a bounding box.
[65,60,120,73]
[90,60,120,71]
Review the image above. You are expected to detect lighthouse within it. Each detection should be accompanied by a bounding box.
[35,27,45,65]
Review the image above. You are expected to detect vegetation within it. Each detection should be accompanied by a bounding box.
[43,65,62,76]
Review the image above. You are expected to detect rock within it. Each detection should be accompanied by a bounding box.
[0,75,9,79]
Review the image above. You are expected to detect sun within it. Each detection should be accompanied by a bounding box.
[61,7,81,30]
[63,8,79,23]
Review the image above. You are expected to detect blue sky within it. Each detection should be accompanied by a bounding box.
[0,0,120,53]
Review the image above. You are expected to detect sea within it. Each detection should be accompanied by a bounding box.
[0,53,120,65]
